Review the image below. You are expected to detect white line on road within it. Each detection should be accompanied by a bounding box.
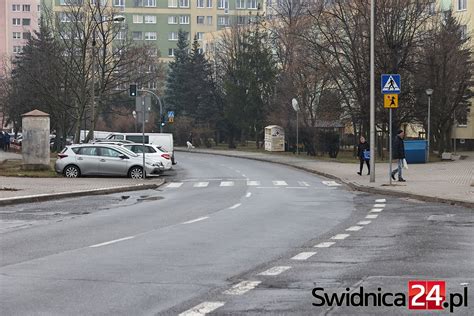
[166,182,183,188]
[182,217,209,224]
[220,181,234,187]
[245,192,252,198]
[357,220,372,225]
[179,302,225,316]
[346,226,363,232]
[370,208,383,213]
[331,234,350,240]
[322,181,342,187]
[223,281,261,295]
[258,266,292,276]
[194,182,209,188]
[256,187,280,189]
[285,187,308,189]
[375,199,386,203]
[298,181,310,187]
[273,181,288,186]
[291,252,317,260]
[366,214,378,219]
[229,203,242,209]
[89,236,135,248]
[247,180,260,186]
[314,242,336,248]
[374,204,386,208]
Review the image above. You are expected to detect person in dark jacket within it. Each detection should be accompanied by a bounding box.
[391,129,406,182]
[0,131,4,151]
[357,136,370,175]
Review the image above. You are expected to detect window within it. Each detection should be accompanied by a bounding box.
[197,0,204,7]
[218,0,226,8]
[144,15,156,23]
[458,0,467,10]
[13,46,22,53]
[132,31,143,40]
[207,0,212,7]
[197,16,205,24]
[145,32,157,40]
[168,16,178,24]
[99,147,122,157]
[76,147,99,156]
[207,16,213,25]
[179,0,189,7]
[59,12,71,23]
[168,48,175,57]
[217,16,229,25]
[237,16,246,24]
[179,15,190,24]
[196,32,204,40]
[144,0,156,7]
[133,15,143,23]
[22,18,31,26]
[150,48,158,56]
[116,31,125,40]
[169,32,178,40]
[23,32,31,40]
[13,32,21,39]
[460,25,468,40]
[236,0,245,8]
[22,4,30,11]
[12,18,21,26]
[113,0,125,6]
[247,0,257,9]
[12,4,20,11]
[168,0,177,7]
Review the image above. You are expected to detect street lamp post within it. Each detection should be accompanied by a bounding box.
[369,0,375,182]
[425,88,433,162]
[292,98,299,155]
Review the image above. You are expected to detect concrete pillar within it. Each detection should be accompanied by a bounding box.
[21,109,50,170]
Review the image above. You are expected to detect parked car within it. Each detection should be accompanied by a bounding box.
[54,144,163,179]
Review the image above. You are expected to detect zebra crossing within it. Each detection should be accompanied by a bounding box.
[164,179,341,189]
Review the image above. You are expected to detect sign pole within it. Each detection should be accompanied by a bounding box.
[389,108,392,185]
[296,110,299,155]
[369,0,375,182]
[142,96,146,180]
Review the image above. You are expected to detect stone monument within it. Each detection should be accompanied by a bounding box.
[21,109,50,170]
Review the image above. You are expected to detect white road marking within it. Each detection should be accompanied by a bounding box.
[285,187,308,189]
[273,181,288,186]
[167,182,183,188]
[229,203,241,209]
[374,204,386,208]
[89,236,135,248]
[375,199,386,203]
[220,181,234,187]
[247,180,260,186]
[194,182,209,188]
[346,226,363,231]
[223,281,261,295]
[245,192,252,198]
[331,234,350,240]
[182,216,209,224]
[314,242,336,248]
[298,181,310,187]
[357,220,372,225]
[291,252,317,260]
[322,181,342,187]
[242,174,246,177]
[258,266,292,276]
[366,214,378,219]
[370,208,383,213]
[257,187,280,189]
[179,302,225,316]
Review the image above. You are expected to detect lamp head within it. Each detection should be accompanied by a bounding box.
[291,98,299,111]
[425,88,433,96]
[113,15,125,22]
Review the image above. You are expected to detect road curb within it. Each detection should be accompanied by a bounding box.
[177,148,474,209]
[0,180,165,206]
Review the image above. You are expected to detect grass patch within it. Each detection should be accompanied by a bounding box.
[0,159,58,177]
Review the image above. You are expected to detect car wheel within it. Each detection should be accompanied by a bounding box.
[64,165,80,178]
[129,166,144,179]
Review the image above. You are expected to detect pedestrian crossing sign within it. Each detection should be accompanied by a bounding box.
[381,74,401,94]
[384,94,398,108]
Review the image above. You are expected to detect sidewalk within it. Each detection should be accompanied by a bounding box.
[177,148,474,207]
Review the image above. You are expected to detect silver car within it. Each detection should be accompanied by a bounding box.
[55,144,163,179]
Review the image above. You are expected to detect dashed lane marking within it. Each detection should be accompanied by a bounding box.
[229,203,241,209]
[167,182,183,188]
[194,182,209,188]
[89,236,135,248]
[346,226,363,231]
[366,214,379,219]
[375,199,386,203]
[285,187,308,189]
[220,181,234,187]
[182,217,209,224]
[258,266,292,276]
[273,181,288,186]
[245,192,252,198]
[256,187,280,189]
[179,302,225,316]
[291,252,317,260]
[247,180,260,186]
[223,281,261,295]
[331,234,350,240]
[374,204,386,208]
[370,208,383,213]
[322,181,342,187]
[298,181,310,187]
[314,241,336,248]
[357,220,372,225]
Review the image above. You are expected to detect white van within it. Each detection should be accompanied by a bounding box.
[105,133,176,164]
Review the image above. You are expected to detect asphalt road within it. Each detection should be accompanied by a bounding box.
[0,152,473,315]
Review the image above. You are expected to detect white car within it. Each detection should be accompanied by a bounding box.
[121,143,172,170]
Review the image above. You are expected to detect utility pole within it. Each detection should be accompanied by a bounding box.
[369,0,375,183]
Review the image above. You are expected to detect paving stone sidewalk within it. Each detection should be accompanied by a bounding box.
[179,148,474,207]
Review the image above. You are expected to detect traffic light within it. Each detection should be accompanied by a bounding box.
[129,84,137,97]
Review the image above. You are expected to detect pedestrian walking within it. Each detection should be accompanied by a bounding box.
[0,131,4,151]
[356,136,370,175]
[4,131,10,151]
[391,129,406,182]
